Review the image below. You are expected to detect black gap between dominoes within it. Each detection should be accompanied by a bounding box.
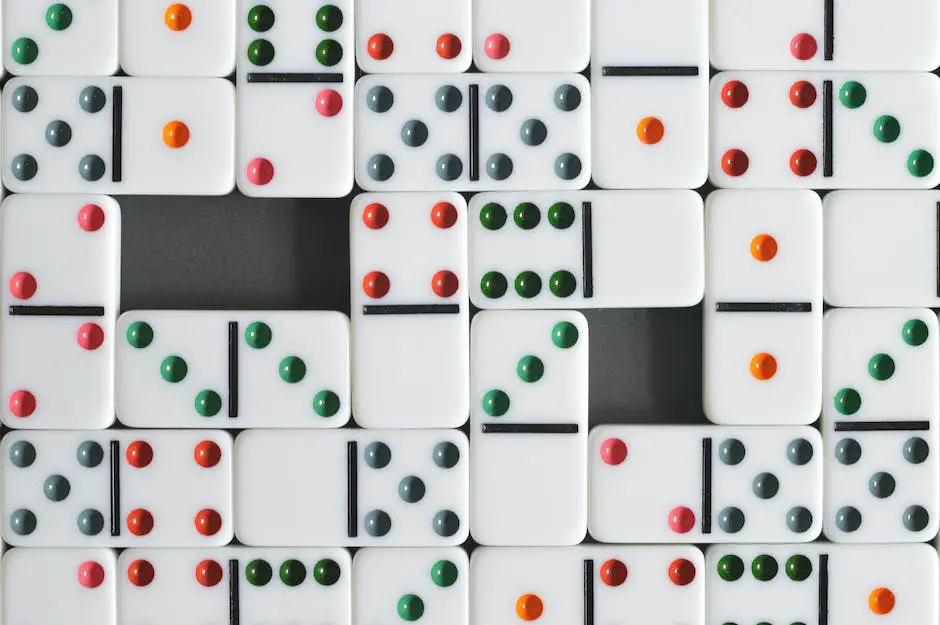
[362,304,460,315]
[715,302,813,313]
[818,554,829,625]
[481,423,580,434]
[824,0,835,61]
[600,66,699,77]
[228,321,238,419]
[229,558,240,625]
[834,420,930,432]
[112,86,123,183]
[583,559,594,625]
[469,84,480,182]
[109,440,120,537]
[701,437,712,534]
[582,202,594,299]
[8,306,104,316]
[246,73,344,83]
[823,80,833,177]
[347,441,358,538]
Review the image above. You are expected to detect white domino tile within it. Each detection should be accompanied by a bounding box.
[470,311,588,546]
[2,76,235,195]
[355,73,591,192]
[589,425,824,543]
[471,546,705,625]
[468,191,704,309]
[704,190,822,425]
[1,430,233,547]
[0,195,120,429]
[710,72,940,189]
[115,310,350,428]
[235,429,469,547]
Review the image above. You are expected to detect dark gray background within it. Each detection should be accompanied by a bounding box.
[119,191,708,429]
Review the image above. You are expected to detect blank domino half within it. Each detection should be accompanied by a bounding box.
[3,548,117,625]
[0,195,120,429]
[118,547,351,625]
[704,190,822,425]
[591,0,708,189]
[120,0,236,76]
[115,310,350,428]
[349,193,468,428]
[2,76,235,194]
[470,311,588,546]
[235,0,354,197]
[471,546,705,625]
[711,0,940,70]
[589,425,824,543]
[234,429,469,546]
[355,73,591,192]
[824,191,940,307]
[1,430,233,547]
[710,72,940,189]
[706,544,939,625]
[468,191,704,309]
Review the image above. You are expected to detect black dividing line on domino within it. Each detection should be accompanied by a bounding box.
[824,0,834,61]
[229,558,240,625]
[112,86,123,183]
[362,304,460,315]
[702,437,712,534]
[482,423,580,434]
[347,441,358,538]
[823,80,833,177]
[9,305,104,316]
[582,202,594,298]
[246,73,344,83]
[715,302,813,313]
[818,554,829,625]
[601,66,699,77]
[469,84,480,181]
[228,321,238,419]
[834,420,930,432]
[935,202,939,298]
[109,440,120,537]
[583,559,594,625]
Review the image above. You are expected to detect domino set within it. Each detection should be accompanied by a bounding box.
[1,1,940,625]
